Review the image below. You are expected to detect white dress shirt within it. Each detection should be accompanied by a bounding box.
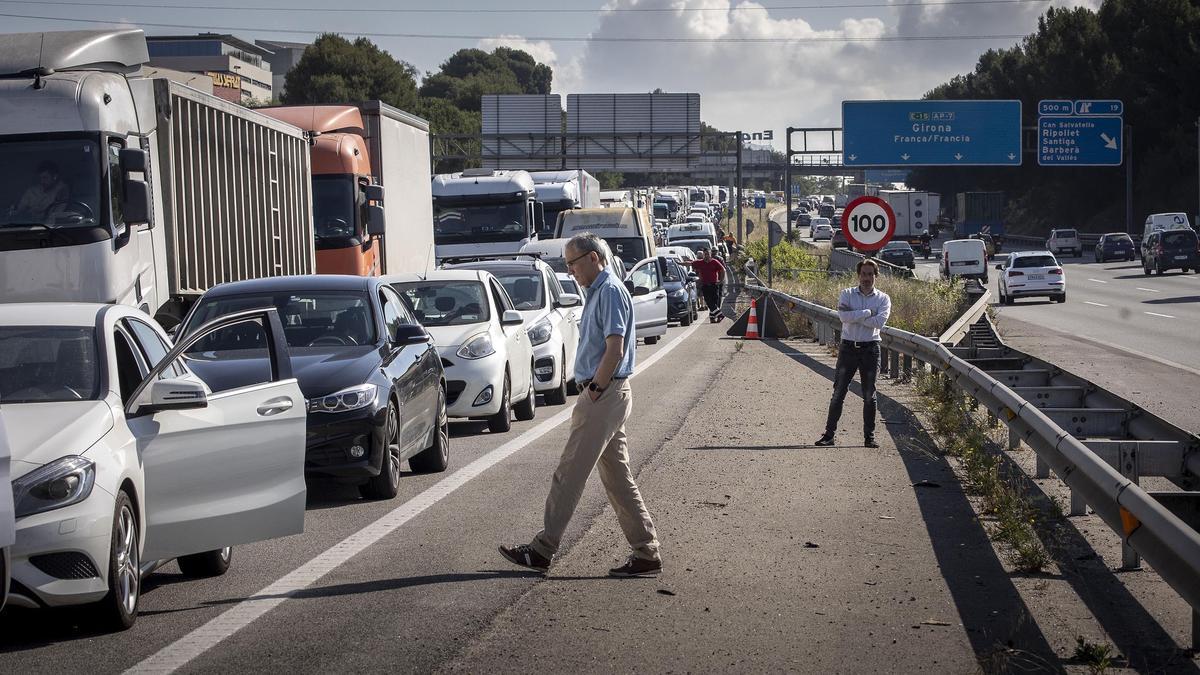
[836,286,892,342]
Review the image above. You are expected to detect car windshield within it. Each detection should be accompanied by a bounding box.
[185,291,377,350]
[678,240,712,254]
[494,271,545,310]
[559,278,580,295]
[433,201,528,244]
[0,326,101,402]
[0,137,103,230]
[394,281,490,327]
[663,259,684,282]
[1013,255,1057,268]
[1162,231,1197,247]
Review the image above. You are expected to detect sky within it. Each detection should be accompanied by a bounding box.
[1,0,1101,149]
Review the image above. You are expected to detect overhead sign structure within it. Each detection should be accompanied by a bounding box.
[842,100,1022,167]
[1037,99,1124,167]
[841,196,896,252]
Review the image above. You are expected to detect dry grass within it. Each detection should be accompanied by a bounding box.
[774,272,968,338]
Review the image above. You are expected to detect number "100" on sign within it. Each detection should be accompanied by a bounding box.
[850,214,888,233]
[841,196,896,251]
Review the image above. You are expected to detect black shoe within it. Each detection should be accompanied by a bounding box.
[864,437,879,448]
[608,555,663,578]
[814,435,835,447]
[498,544,550,573]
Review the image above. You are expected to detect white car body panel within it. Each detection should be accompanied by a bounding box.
[999,252,1066,300]
[2,303,307,611]
[626,257,669,341]
[0,410,13,611]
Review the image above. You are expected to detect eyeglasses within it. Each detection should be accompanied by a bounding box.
[565,250,594,268]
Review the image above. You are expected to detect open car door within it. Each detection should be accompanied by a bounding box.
[625,258,668,341]
[127,308,307,562]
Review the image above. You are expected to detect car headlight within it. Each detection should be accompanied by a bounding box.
[308,383,380,414]
[457,333,496,360]
[669,288,687,299]
[527,319,553,346]
[13,456,96,518]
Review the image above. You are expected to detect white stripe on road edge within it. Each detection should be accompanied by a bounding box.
[1087,278,1108,284]
[1040,324,1200,378]
[1083,301,1108,308]
[127,321,705,674]
[1144,311,1175,319]
[1136,287,1160,293]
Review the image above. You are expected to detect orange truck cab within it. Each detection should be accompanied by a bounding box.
[260,105,387,276]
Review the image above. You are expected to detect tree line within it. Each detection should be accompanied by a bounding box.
[907,0,1200,235]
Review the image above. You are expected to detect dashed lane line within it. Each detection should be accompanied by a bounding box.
[1136,287,1161,293]
[127,320,705,675]
[1083,301,1108,308]
[1144,311,1175,319]
[1087,278,1108,284]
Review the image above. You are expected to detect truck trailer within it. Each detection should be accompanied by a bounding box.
[879,190,934,257]
[954,191,1006,240]
[0,29,314,327]
[259,102,434,277]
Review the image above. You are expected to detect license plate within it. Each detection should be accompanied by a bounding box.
[1029,274,1045,280]
[951,261,972,267]
[1175,255,1188,260]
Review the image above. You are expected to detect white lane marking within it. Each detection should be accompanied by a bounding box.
[1087,278,1107,284]
[1039,324,1200,378]
[127,321,704,675]
[1144,311,1175,319]
[1083,301,1108,308]
[1136,287,1160,293]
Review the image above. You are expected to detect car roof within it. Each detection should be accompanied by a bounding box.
[201,274,374,298]
[0,302,111,327]
[383,269,490,284]
[1009,250,1056,258]
[445,259,551,276]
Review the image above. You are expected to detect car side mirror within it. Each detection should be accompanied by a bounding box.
[995,264,1003,270]
[556,293,581,308]
[365,204,386,237]
[392,323,430,346]
[687,272,698,281]
[630,286,651,297]
[501,310,524,326]
[142,378,209,414]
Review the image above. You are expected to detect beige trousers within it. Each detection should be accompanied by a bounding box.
[532,380,660,561]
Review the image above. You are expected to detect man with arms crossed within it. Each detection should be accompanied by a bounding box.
[815,259,891,449]
[499,233,662,577]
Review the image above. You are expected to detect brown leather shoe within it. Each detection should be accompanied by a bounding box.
[608,555,663,578]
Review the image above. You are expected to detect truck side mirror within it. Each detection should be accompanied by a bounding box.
[535,202,545,231]
[122,179,150,226]
[365,204,386,236]
[120,147,147,172]
[364,184,384,203]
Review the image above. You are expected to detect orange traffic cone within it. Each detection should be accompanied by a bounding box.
[744,299,760,340]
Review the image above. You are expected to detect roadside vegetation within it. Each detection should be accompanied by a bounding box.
[914,374,1052,573]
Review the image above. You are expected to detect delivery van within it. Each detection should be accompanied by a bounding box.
[941,238,988,282]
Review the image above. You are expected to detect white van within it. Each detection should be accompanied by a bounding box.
[941,238,988,282]
[556,207,655,272]
[1143,213,1192,241]
[668,221,717,247]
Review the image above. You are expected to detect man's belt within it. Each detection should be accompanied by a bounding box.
[578,376,628,389]
[841,339,880,348]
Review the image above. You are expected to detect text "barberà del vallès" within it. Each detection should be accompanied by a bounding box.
[893,123,971,144]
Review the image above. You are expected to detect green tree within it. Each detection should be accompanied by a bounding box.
[281,34,418,110]
[419,47,553,112]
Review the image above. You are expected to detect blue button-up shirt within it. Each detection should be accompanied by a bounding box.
[575,267,636,381]
[836,286,892,342]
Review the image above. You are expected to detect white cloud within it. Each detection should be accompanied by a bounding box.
[569,0,1096,145]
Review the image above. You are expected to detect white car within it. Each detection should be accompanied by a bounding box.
[997,251,1067,304]
[1046,228,1083,257]
[388,270,536,432]
[1,409,13,612]
[444,257,583,405]
[812,221,833,240]
[657,245,698,264]
[1,303,307,629]
[625,257,669,345]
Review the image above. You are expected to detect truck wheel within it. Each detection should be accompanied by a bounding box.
[178,547,232,577]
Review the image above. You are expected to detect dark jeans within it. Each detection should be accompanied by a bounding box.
[701,283,721,315]
[823,341,880,438]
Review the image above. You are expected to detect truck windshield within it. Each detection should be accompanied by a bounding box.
[0,137,105,248]
[0,326,101,402]
[312,175,360,248]
[604,237,648,270]
[540,201,573,238]
[434,201,528,245]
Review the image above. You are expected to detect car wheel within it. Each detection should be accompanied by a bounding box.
[1155,266,1163,275]
[1143,263,1151,276]
[361,400,401,500]
[178,546,232,577]
[1183,267,1191,273]
[93,490,139,630]
[679,309,692,326]
[544,352,568,405]
[1056,293,1067,303]
[410,385,449,473]
[1127,255,1135,262]
[645,335,660,345]
[487,372,512,433]
[514,364,536,421]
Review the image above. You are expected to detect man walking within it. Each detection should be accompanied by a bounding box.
[815,259,891,449]
[682,248,727,322]
[499,233,662,577]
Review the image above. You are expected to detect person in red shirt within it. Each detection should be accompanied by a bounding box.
[682,248,727,323]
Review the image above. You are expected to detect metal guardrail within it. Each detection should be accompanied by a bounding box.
[743,282,1200,648]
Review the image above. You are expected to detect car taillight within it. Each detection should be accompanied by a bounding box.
[1008,270,1024,277]
[1155,245,1163,255]
[1049,268,1062,275]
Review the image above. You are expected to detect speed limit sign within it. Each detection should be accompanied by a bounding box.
[841,196,896,252]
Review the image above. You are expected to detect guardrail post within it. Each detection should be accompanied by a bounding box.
[902,355,912,380]
[1118,444,1143,570]
[1070,487,1088,517]
[1035,454,1050,479]
[890,350,900,380]
[1008,427,1021,451]
[1192,609,1199,653]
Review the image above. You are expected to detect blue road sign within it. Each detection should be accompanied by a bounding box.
[1074,100,1123,116]
[842,100,1022,167]
[1038,100,1073,116]
[754,196,767,209]
[1038,116,1123,166]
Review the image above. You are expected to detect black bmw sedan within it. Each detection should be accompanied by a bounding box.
[178,275,449,500]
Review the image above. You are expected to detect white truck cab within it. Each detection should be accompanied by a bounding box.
[432,169,538,260]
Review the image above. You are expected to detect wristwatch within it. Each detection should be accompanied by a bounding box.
[588,382,606,394]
